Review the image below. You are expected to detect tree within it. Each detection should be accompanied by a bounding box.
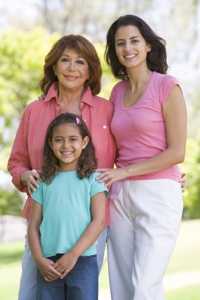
[0,189,23,216]
[0,28,59,169]
[35,0,153,40]
[184,139,200,218]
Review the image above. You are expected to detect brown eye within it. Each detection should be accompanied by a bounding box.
[131,39,139,44]
[116,42,125,47]
[76,59,85,65]
[60,57,69,62]
[54,138,63,143]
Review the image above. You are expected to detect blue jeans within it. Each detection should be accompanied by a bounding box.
[37,255,98,300]
[18,229,108,300]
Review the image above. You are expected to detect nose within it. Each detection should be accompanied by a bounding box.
[62,139,70,148]
[67,61,76,71]
[124,41,131,52]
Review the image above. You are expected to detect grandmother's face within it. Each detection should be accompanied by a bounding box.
[54,48,89,92]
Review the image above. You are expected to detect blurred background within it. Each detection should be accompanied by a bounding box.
[0,0,200,299]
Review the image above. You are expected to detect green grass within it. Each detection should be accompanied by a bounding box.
[0,220,200,300]
[0,242,23,300]
[167,285,200,300]
[166,220,200,274]
[0,263,21,300]
[0,241,24,265]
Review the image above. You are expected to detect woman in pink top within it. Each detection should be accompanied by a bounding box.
[99,15,187,300]
[8,35,116,300]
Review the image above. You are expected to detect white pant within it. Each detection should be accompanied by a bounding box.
[18,230,107,300]
[108,179,183,300]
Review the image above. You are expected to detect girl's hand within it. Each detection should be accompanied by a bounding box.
[21,169,40,194]
[97,168,128,187]
[54,252,78,279]
[37,257,61,282]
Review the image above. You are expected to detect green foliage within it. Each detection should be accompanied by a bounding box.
[0,189,23,216]
[95,43,111,76]
[0,28,59,169]
[183,139,200,218]
[95,43,117,99]
[0,28,58,116]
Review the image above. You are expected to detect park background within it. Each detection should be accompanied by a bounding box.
[0,0,200,299]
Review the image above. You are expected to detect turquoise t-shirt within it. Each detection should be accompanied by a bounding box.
[32,171,107,257]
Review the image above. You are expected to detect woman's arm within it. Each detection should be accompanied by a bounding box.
[7,107,40,193]
[28,201,61,281]
[98,85,187,186]
[54,192,107,278]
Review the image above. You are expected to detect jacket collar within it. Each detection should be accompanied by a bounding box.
[44,83,94,107]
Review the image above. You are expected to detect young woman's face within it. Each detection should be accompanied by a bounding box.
[50,123,88,171]
[54,48,89,93]
[114,25,151,70]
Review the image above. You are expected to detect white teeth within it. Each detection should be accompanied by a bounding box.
[61,151,72,155]
[125,54,136,59]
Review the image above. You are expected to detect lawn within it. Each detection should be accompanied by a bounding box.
[167,285,200,300]
[167,220,200,274]
[0,220,200,300]
[0,242,23,299]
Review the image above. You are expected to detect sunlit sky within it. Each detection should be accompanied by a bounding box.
[0,0,39,29]
[0,0,167,31]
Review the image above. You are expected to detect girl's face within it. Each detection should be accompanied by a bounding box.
[50,123,89,171]
[114,25,151,70]
[54,48,89,93]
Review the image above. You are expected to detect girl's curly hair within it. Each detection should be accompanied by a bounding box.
[41,113,97,183]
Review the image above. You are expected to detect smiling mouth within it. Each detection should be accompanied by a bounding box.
[60,151,73,156]
[63,75,78,80]
[124,54,137,59]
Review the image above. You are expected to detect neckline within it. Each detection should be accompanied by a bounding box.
[121,71,154,110]
[58,170,76,174]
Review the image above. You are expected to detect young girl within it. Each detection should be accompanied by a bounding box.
[28,113,107,300]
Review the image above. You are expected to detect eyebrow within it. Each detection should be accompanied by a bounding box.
[61,54,85,59]
[116,35,139,41]
[54,135,79,138]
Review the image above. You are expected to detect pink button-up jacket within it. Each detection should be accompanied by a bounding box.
[8,84,116,219]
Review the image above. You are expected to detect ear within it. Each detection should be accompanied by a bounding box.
[82,136,89,149]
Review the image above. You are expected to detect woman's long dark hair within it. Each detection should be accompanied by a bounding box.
[41,113,97,183]
[105,14,168,80]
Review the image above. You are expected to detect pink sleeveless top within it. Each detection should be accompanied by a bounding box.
[110,71,181,182]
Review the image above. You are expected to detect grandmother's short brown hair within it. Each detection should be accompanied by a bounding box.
[40,35,102,95]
